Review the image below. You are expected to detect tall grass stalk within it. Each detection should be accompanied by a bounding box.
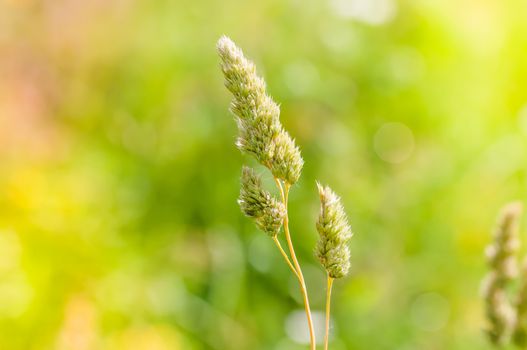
[217,36,353,350]
[482,202,525,347]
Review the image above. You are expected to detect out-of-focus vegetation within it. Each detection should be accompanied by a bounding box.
[1,0,527,349]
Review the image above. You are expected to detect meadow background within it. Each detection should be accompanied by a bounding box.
[1,0,527,349]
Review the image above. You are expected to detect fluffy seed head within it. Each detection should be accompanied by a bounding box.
[482,273,517,345]
[238,166,285,236]
[217,36,303,184]
[482,201,523,345]
[315,183,353,279]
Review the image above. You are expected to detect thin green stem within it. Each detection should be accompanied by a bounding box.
[272,236,299,279]
[273,177,285,202]
[324,275,334,350]
[274,179,316,350]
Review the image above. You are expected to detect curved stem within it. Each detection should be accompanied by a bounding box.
[273,177,285,202]
[279,181,316,350]
[273,236,299,279]
[324,275,334,350]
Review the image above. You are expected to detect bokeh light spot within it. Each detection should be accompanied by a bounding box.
[285,310,326,344]
[518,103,527,135]
[410,292,450,332]
[283,61,319,97]
[329,0,397,25]
[373,122,415,163]
[388,48,426,85]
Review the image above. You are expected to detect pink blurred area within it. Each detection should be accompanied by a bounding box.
[0,0,135,161]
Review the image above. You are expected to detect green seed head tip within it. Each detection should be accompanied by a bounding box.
[217,36,303,184]
[268,131,303,185]
[315,183,353,279]
[487,201,523,279]
[238,166,285,236]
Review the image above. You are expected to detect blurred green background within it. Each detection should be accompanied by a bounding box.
[1,0,527,349]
